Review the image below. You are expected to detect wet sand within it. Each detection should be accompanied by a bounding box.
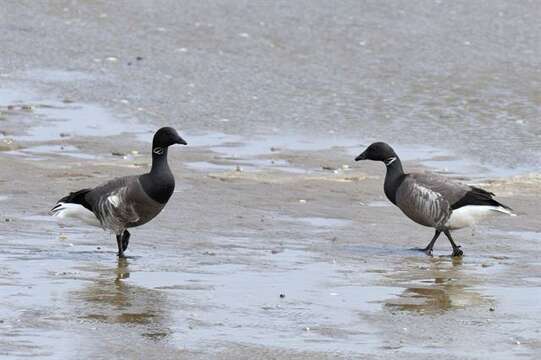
[2,1,541,359]
[1,118,541,358]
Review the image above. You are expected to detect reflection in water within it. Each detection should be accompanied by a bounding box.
[73,258,172,340]
[385,256,485,313]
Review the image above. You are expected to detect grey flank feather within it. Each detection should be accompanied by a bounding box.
[395,173,468,229]
[86,176,141,234]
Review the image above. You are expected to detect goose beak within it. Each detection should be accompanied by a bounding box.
[355,151,367,161]
[176,136,188,145]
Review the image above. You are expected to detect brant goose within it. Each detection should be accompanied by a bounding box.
[355,142,515,256]
[50,127,187,257]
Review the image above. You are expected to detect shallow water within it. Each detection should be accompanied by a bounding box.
[115,0,541,175]
[1,72,539,360]
[1,1,541,358]
[1,184,540,358]
[185,159,309,174]
[124,255,398,353]
[277,215,352,232]
[0,84,149,143]
[164,131,540,179]
[7,144,97,161]
[2,80,537,179]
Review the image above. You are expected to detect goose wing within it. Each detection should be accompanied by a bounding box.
[395,173,467,228]
[409,173,471,205]
[410,173,511,210]
[85,175,141,233]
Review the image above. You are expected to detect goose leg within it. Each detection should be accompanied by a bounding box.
[444,230,463,257]
[122,230,131,252]
[116,233,125,258]
[420,230,441,255]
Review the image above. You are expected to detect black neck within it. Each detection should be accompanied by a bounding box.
[140,147,175,204]
[150,147,169,175]
[383,157,405,205]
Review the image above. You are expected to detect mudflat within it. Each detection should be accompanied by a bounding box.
[1,1,541,359]
[1,124,540,359]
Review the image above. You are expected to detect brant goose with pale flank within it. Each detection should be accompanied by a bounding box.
[50,127,187,257]
[355,142,515,256]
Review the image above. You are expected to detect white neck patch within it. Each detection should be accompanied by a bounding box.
[153,147,165,155]
[384,157,397,166]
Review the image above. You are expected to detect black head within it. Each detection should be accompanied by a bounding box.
[152,127,187,153]
[355,142,397,163]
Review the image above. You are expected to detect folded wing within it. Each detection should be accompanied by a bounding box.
[84,176,141,233]
[395,175,453,228]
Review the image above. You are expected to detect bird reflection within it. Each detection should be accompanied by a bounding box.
[73,257,172,337]
[115,257,130,282]
[385,256,484,313]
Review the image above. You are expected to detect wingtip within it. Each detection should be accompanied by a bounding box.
[497,206,517,217]
[49,203,63,216]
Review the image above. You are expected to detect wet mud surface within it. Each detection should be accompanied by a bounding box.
[1,95,540,358]
[1,1,541,359]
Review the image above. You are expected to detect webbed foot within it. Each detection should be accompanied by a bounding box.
[451,246,463,257]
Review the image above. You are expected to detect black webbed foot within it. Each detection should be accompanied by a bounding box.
[444,230,464,257]
[415,230,441,256]
[451,246,463,257]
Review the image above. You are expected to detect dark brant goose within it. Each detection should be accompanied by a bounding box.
[50,127,187,257]
[355,142,515,256]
